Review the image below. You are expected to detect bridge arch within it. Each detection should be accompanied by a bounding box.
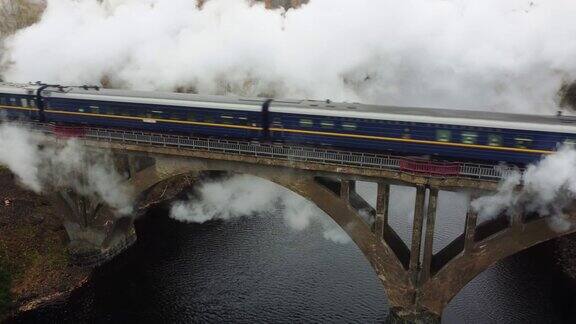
[421,214,576,315]
[120,154,576,323]
[125,157,413,312]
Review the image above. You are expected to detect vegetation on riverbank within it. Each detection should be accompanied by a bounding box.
[0,256,11,319]
[0,0,45,37]
[0,168,89,318]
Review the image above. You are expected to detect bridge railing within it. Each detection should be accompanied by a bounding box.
[16,121,517,181]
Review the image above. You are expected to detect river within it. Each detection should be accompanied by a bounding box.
[8,184,576,323]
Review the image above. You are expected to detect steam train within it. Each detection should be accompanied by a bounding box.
[1,82,575,164]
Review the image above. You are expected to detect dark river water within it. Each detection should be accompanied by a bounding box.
[8,185,576,323]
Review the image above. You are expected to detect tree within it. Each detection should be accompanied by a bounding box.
[0,0,45,37]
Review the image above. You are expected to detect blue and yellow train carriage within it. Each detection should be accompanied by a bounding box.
[41,87,266,139]
[269,100,576,163]
[0,83,41,120]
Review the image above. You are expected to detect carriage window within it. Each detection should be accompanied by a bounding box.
[299,119,313,127]
[149,110,163,118]
[564,139,576,147]
[461,132,478,144]
[488,134,502,146]
[272,117,283,127]
[402,128,411,139]
[238,116,248,125]
[436,130,451,142]
[9,97,16,106]
[78,107,85,112]
[29,100,36,108]
[0,97,5,106]
[21,98,28,107]
[514,138,533,149]
[342,122,357,131]
[221,115,234,124]
[320,120,334,129]
[90,106,100,114]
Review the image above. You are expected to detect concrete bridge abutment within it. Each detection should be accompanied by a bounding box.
[50,188,136,267]
[44,152,152,267]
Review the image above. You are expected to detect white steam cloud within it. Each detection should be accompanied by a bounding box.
[472,146,576,232]
[170,175,351,244]
[2,0,576,113]
[0,122,133,215]
[3,0,576,232]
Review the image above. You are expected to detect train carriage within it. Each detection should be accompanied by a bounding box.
[0,83,41,120]
[268,100,575,164]
[40,86,266,139]
[1,81,576,165]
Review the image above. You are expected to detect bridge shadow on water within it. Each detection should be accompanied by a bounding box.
[8,203,576,323]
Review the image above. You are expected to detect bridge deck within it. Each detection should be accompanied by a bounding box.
[16,121,516,182]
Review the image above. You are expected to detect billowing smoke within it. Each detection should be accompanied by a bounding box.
[2,0,576,113]
[472,146,576,231]
[170,175,350,244]
[0,122,133,215]
[3,0,576,233]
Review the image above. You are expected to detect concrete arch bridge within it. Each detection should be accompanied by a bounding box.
[30,124,576,323]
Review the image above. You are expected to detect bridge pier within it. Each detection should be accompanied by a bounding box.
[50,185,136,267]
[420,188,438,283]
[386,308,441,324]
[373,182,390,238]
[409,186,426,284]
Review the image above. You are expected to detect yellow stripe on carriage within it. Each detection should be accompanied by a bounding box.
[45,109,262,131]
[0,105,38,111]
[270,127,553,155]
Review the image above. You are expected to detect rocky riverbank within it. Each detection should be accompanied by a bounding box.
[0,166,197,321]
[0,168,90,321]
[556,232,576,280]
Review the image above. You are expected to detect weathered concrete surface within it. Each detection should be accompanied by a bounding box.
[387,308,441,324]
[420,215,576,315]
[51,190,136,266]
